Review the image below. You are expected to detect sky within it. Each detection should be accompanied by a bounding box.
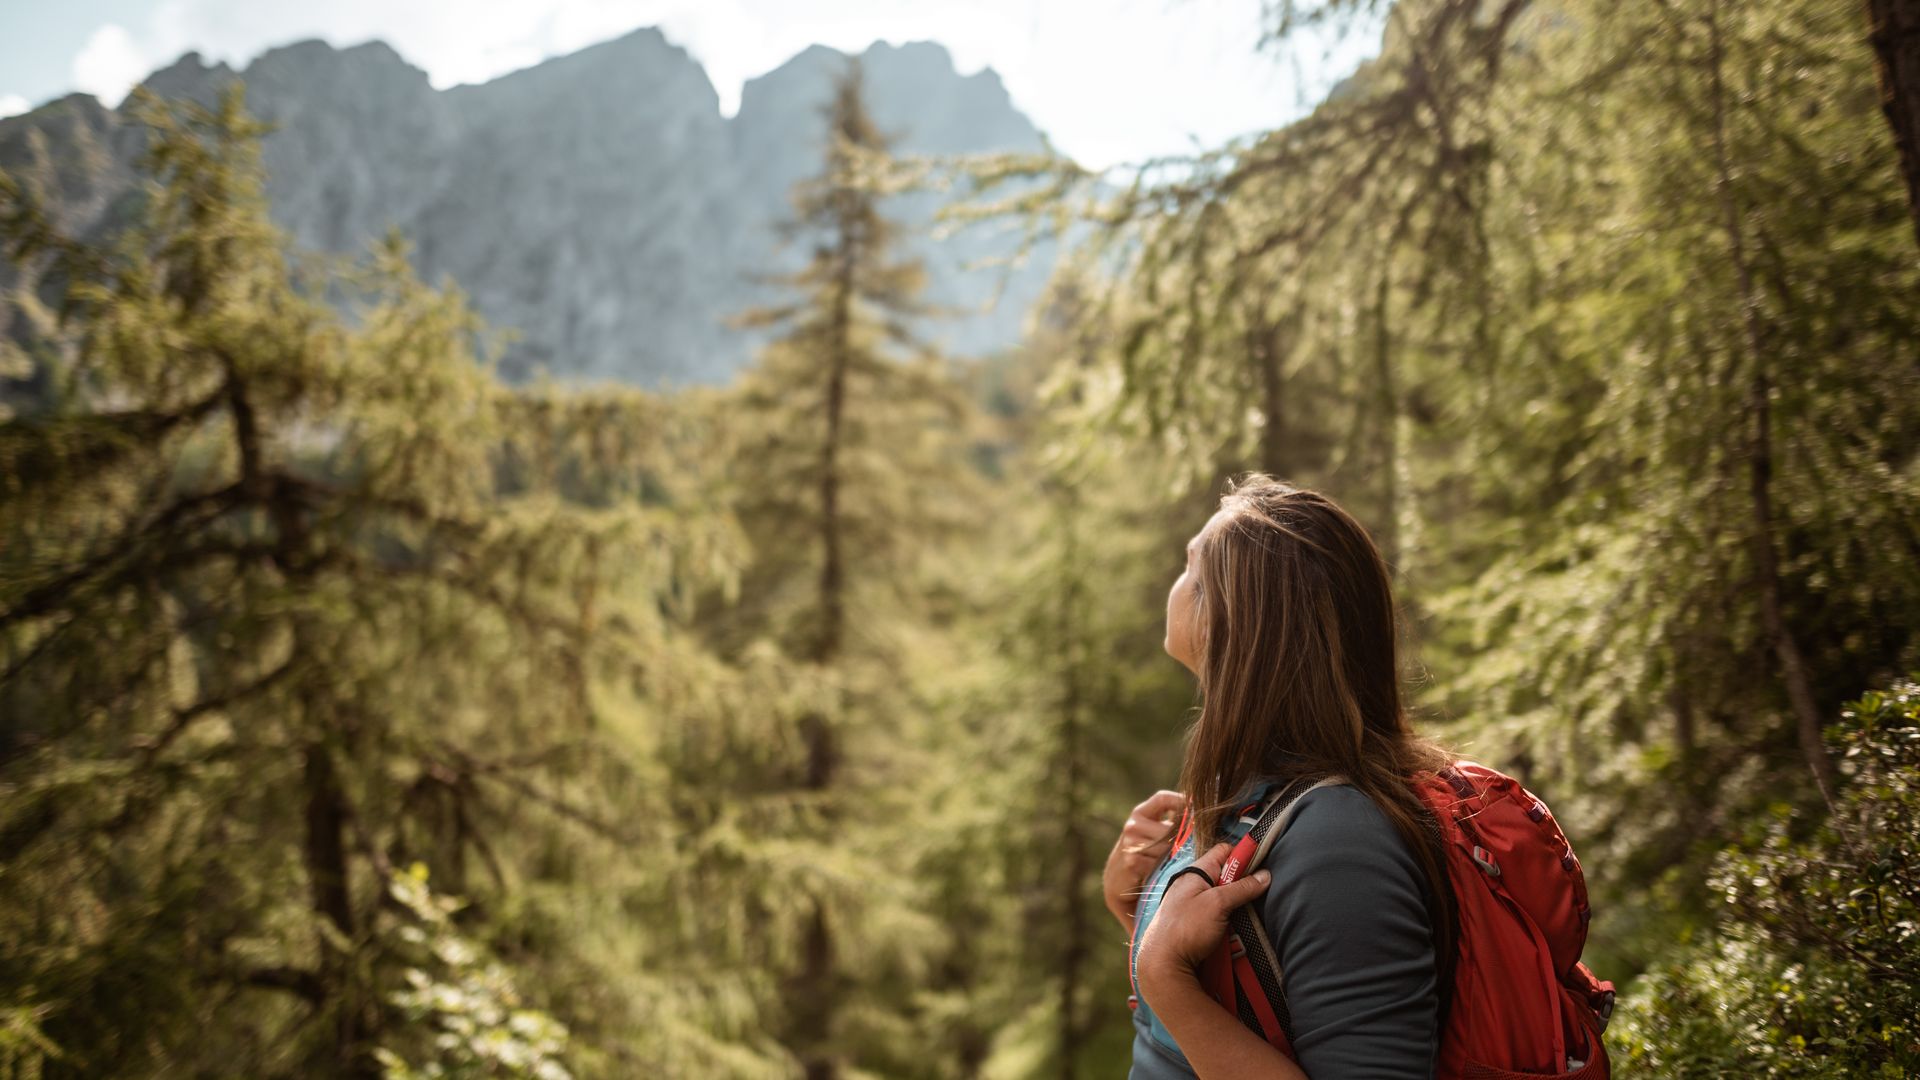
[0,0,1382,171]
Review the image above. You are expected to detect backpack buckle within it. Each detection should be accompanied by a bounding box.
[1593,989,1615,1030]
[1470,845,1501,877]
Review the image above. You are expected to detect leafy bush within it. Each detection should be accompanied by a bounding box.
[374,866,572,1080]
[1612,681,1920,1077]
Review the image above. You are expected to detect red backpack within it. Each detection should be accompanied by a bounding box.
[1194,764,1616,1079]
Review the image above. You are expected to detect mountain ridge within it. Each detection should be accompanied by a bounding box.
[0,30,1059,386]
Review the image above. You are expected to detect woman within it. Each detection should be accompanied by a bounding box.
[1104,474,1458,1080]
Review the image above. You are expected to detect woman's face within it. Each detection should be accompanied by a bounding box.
[1165,508,1232,675]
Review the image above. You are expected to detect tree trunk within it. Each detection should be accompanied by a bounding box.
[1371,265,1402,567]
[1866,0,1920,250]
[1253,312,1294,478]
[304,742,377,1079]
[785,182,859,1080]
[816,264,851,666]
[303,745,355,941]
[1706,0,1840,811]
[1055,504,1089,1080]
[783,896,838,1080]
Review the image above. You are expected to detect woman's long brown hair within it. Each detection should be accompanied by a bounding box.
[1178,474,1458,994]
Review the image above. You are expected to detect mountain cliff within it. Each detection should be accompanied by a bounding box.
[0,30,1057,385]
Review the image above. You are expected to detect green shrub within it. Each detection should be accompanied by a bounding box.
[1612,682,1920,1078]
[374,866,572,1080]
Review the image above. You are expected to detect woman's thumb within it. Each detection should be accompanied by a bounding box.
[1216,868,1272,909]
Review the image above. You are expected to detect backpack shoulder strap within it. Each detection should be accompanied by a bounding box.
[1212,775,1350,1053]
[1243,775,1351,873]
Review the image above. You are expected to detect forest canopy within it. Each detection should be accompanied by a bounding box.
[3,0,1920,1077]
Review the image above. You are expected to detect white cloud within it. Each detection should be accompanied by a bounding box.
[72,24,152,107]
[0,94,29,119]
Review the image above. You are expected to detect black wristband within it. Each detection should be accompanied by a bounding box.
[1167,864,1216,891]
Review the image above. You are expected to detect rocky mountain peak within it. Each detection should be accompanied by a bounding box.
[3,30,1060,385]
[136,51,236,106]
[246,39,431,93]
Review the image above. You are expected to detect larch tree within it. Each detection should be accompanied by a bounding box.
[911,278,1223,1079]
[0,87,744,1079]
[961,0,1920,984]
[995,297,1181,1080]
[1865,0,1920,246]
[719,57,979,1080]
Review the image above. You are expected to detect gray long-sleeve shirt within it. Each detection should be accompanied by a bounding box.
[1128,784,1440,1080]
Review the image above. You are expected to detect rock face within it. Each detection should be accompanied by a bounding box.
[0,30,1056,385]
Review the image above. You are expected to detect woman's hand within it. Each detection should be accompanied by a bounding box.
[1104,789,1188,933]
[1135,840,1272,1004]
[1134,842,1304,1080]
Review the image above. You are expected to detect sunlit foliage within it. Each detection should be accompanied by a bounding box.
[3,0,1918,1074]
[1612,680,1920,1077]
[0,87,755,1078]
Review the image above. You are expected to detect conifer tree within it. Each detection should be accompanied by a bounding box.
[999,377,1155,1080]
[0,87,743,1078]
[1866,0,1920,246]
[8,3,1919,1075]
[978,0,1920,986]
[915,280,1216,1078]
[720,58,978,1080]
